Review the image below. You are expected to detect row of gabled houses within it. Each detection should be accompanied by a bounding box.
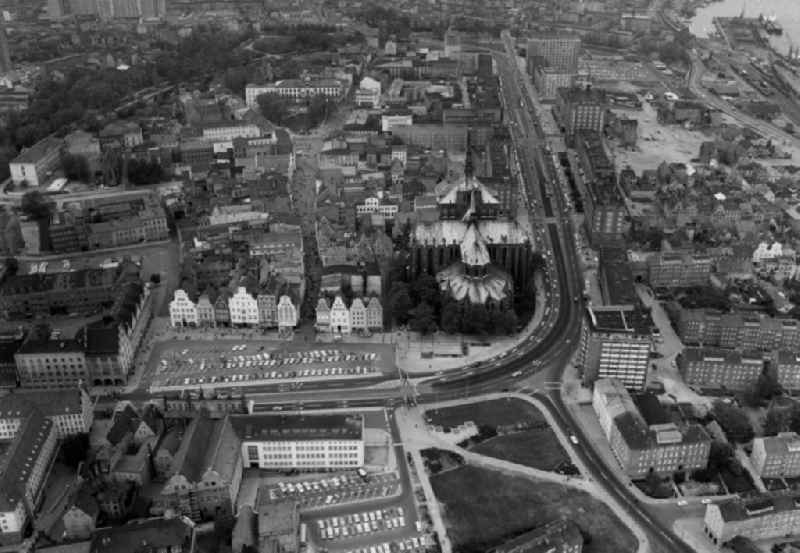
[169,287,298,330]
[315,295,384,334]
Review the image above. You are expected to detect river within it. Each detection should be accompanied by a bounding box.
[689,0,800,55]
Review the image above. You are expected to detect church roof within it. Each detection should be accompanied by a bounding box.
[460,224,491,267]
[436,262,512,304]
[438,174,500,206]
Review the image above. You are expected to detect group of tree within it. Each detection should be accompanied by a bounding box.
[61,153,91,182]
[692,440,737,482]
[711,400,755,443]
[257,93,337,131]
[252,27,362,55]
[441,300,519,336]
[127,158,165,186]
[20,190,53,221]
[741,370,783,408]
[762,400,800,437]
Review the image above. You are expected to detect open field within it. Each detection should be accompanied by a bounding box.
[425,399,546,430]
[472,429,571,472]
[430,465,637,553]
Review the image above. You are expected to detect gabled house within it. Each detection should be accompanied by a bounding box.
[152,416,242,521]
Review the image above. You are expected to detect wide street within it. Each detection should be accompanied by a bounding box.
[124,33,698,553]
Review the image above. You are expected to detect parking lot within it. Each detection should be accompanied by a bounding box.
[260,472,401,510]
[333,534,436,553]
[144,341,394,394]
[316,506,407,541]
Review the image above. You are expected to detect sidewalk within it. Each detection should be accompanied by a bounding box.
[394,394,651,553]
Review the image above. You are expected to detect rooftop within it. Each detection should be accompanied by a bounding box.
[231,414,363,442]
[714,493,800,523]
[90,517,194,553]
[12,136,63,164]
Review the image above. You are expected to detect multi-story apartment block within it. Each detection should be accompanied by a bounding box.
[582,306,652,390]
[533,67,576,101]
[9,137,64,187]
[592,379,711,479]
[245,79,343,106]
[0,406,57,545]
[647,252,713,289]
[751,432,800,478]
[704,494,800,545]
[557,88,608,144]
[0,387,92,439]
[0,266,120,320]
[526,35,581,73]
[233,414,364,471]
[391,124,468,153]
[14,339,88,390]
[201,122,262,142]
[678,310,800,352]
[493,518,583,553]
[678,348,764,391]
[774,350,800,391]
[153,416,242,521]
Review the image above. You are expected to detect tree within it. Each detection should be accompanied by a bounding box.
[388,282,413,325]
[127,159,164,185]
[257,93,291,126]
[492,310,518,335]
[763,407,789,437]
[410,301,437,334]
[463,303,491,336]
[3,257,18,276]
[61,153,90,182]
[711,401,754,443]
[441,300,462,334]
[150,273,161,284]
[410,273,441,309]
[20,190,52,221]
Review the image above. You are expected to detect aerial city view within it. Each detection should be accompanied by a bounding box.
[6,0,800,552]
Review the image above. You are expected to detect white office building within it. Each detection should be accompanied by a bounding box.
[232,414,364,471]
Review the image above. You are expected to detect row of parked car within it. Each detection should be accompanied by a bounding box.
[317,507,406,540]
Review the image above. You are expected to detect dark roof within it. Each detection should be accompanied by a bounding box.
[0,410,53,511]
[171,416,240,484]
[230,414,363,442]
[1,388,86,418]
[492,519,583,553]
[90,517,194,553]
[716,493,800,523]
[106,404,141,445]
[17,338,84,355]
[83,323,119,355]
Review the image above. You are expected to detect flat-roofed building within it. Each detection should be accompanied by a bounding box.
[704,494,800,545]
[774,350,800,391]
[583,306,652,390]
[678,348,764,391]
[647,251,713,289]
[751,432,800,478]
[0,387,92,438]
[592,379,711,478]
[232,414,364,471]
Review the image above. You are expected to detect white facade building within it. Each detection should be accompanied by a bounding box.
[169,289,198,327]
[201,123,261,142]
[245,79,343,106]
[355,76,381,108]
[228,287,260,326]
[329,296,351,334]
[277,295,298,330]
[232,414,364,471]
[356,197,399,219]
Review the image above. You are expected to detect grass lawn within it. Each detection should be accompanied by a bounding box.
[426,399,546,430]
[472,429,570,471]
[431,465,637,553]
